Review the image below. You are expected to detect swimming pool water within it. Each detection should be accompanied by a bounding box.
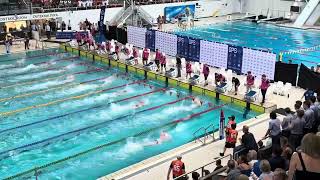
[0,49,260,179]
[175,21,320,67]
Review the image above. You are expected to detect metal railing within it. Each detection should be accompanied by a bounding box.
[193,124,216,145]
[173,154,232,180]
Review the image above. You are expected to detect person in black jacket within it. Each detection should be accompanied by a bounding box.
[176,55,182,78]
[239,125,258,154]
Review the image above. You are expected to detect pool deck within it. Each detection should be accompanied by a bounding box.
[99,113,285,180]
[96,14,306,180]
[0,14,309,180]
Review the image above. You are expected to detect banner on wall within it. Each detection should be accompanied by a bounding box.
[227,45,243,74]
[145,30,156,51]
[241,48,276,80]
[97,6,106,43]
[155,31,177,56]
[127,26,147,48]
[200,40,228,68]
[177,35,189,58]
[187,37,200,62]
[164,4,195,22]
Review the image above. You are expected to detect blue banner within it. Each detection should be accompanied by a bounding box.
[227,45,243,74]
[145,30,156,51]
[177,36,189,58]
[98,6,106,43]
[164,4,195,22]
[56,31,88,39]
[187,37,200,62]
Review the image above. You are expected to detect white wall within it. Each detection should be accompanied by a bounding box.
[242,0,293,16]
[305,3,320,25]
[0,1,241,30]
[63,1,240,30]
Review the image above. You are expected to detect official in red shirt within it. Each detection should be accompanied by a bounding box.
[167,155,185,180]
[220,123,238,156]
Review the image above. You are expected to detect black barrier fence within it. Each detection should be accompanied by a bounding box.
[274,62,298,85]
[298,64,320,91]
[105,26,127,44]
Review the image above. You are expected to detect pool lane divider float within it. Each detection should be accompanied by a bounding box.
[3,102,225,180]
[0,80,152,117]
[0,51,66,63]
[0,54,78,71]
[0,74,123,103]
[0,87,174,136]
[0,91,187,160]
[62,46,272,113]
[0,56,80,79]
[0,68,104,89]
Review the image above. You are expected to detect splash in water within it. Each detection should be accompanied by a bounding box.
[11,70,64,82]
[16,76,73,92]
[0,64,38,76]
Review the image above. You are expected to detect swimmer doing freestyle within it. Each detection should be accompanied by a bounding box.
[144,131,171,146]
[133,100,145,109]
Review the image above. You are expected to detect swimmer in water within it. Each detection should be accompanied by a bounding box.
[133,100,145,109]
[192,97,202,107]
[115,89,128,96]
[144,131,171,146]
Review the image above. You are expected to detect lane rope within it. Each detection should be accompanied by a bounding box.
[0,68,104,89]
[0,56,78,79]
[0,75,120,103]
[0,88,174,160]
[2,103,225,180]
[0,54,77,71]
[0,80,145,117]
[0,51,66,63]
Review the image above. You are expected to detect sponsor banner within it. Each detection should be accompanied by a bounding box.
[145,29,156,51]
[177,35,189,58]
[187,37,200,62]
[200,40,228,68]
[0,13,60,22]
[127,26,147,48]
[155,31,177,56]
[242,48,276,80]
[227,45,243,74]
[164,4,195,22]
[98,6,106,43]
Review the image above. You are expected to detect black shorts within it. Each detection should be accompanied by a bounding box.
[143,58,148,61]
[155,59,160,65]
[204,74,208,80]
[161,64,166,68]
[225,142,236,148]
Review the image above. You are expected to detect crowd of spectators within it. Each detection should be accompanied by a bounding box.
[165,93,320,180]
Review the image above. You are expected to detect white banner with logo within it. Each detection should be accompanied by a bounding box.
[242,48,276,80]
[155,31,177,56]
[127,26,147,49]
[0,12,61,22]
[200,40,228,68]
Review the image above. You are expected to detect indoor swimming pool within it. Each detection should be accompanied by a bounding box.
[175,21,320,67]
[0,49,260,179]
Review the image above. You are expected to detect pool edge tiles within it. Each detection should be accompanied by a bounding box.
[62,44,274,114]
